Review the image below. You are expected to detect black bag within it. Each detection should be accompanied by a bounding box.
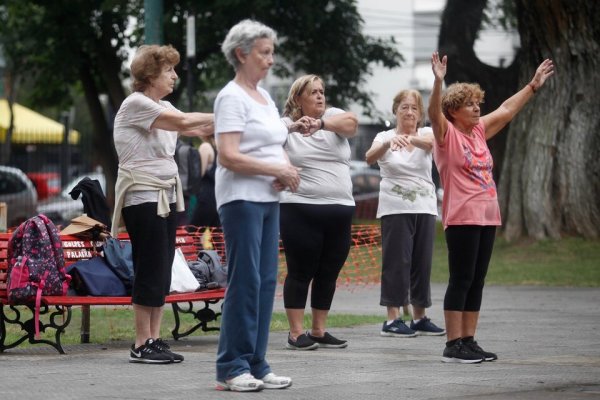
[67,257,127,296]
[103,238,134,294]
[174,138,202,196]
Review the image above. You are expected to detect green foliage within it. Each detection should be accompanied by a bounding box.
[0,0,402,116]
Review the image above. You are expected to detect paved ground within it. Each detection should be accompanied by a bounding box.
[1,284,599,399]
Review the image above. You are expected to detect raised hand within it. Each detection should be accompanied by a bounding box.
[431,51,447,81]
[529,59,554,91]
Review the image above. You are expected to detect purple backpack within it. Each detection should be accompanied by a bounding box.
[7,214,71,338]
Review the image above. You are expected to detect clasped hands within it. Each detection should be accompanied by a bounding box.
[272,164,301,193]
[288,115,322,137]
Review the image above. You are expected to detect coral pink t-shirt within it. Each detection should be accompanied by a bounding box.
[433,120,501,229]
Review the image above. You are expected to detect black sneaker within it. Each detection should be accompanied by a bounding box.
[462,337,498,361]
[154,338,184,363]
[286,333,319,350]
[441,339,485,364]
[307,332,348,349]
[129,338,173,364]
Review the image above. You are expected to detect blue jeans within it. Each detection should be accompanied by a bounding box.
[216,201,279,382]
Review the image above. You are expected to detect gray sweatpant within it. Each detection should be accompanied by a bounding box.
[379,213,436,309]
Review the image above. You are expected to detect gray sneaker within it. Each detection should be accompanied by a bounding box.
[307,332,348,348]
[286,333,319,350]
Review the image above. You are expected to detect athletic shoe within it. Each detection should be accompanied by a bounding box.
[380,319,417,338]
[441,340,485,364]
[286,333,319,350]
[215,373,264,392]
[410,317,446,336]
[307,332,348,348]
[259,372,293,389]
[153,338,184,363]
[129,338,173,364]
[462,337,498,361]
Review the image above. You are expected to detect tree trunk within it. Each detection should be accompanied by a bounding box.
[499,0,600,240]
[78,58,118,209]
[438,0,521,182]
[0,72,17,165]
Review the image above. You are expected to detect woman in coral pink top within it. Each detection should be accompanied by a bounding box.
[428,52,554,364]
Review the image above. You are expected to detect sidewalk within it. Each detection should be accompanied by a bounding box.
[1,284,599,399]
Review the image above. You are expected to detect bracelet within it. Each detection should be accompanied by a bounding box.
[528,83,537,93]
[320,118,326,130]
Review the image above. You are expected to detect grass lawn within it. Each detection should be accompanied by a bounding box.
[430,222,600,287]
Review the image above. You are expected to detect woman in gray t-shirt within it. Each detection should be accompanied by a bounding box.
[280,74,358,351]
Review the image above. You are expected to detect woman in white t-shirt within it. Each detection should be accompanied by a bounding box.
[280,74,358,351]
[365,89,445,339]
[112,45,214,365]
[214,20,304,393]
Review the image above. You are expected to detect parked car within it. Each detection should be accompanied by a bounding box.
[37,172,106,228]
[0,166,38,229]
[26,172,61,200]
[351,165,381,220]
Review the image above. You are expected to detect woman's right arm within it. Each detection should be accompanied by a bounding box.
[217,132,300,192]
[428,52,448,145]
[152,110,215,137]
[365,140,390,165]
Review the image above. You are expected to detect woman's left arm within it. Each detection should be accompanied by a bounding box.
[408,133,434,151]
[321,111,359,138]
[482,59,554,140]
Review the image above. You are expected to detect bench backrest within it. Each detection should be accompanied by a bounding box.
[0,227,226,300]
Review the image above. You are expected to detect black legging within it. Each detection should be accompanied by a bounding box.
[443,225,496,312]
[280,203,354,310]
[122,202,177,307]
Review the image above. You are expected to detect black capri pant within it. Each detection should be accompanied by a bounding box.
[443,225,496,312]
[280,203,354,310]
[122,202,177,307]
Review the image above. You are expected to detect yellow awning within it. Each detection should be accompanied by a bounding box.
[0,99,80,144]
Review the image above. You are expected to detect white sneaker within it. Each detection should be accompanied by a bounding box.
[215,373,264,392]
[260,372,292,389]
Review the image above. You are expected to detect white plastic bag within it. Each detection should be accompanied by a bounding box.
[170,247,200,293]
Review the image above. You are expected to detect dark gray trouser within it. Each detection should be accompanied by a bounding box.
[380,213,436,309]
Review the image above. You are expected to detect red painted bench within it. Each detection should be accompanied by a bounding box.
[0,228,226,354]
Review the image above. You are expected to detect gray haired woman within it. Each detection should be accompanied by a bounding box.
[214,20,303,392]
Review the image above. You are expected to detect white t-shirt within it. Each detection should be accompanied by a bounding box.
[214,81,288,209]
[374,127,437,218]
[113,92,178,206]
[280,107,354,206]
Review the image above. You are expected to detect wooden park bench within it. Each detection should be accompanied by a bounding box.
[0,227,226,354]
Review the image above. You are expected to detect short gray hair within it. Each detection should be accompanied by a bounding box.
[221,19,278,70]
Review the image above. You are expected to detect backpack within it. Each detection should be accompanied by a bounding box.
[6,214,71,338]
[174,138,202,196]
[197,250,228,288]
